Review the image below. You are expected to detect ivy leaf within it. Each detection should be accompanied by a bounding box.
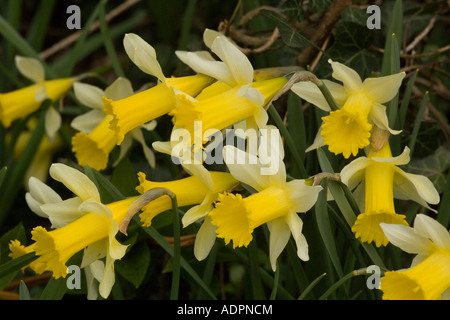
[262,10,319,50]
[315,6,379,78]
[115,241,151,288]
[279,0,304,21]
[308,0,333,13]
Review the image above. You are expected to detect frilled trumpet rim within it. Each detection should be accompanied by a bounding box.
[352,210,408,247]
[71,115,118,171]
[209,186,295,248]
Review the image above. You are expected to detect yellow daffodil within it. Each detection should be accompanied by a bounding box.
[169,77,287,150]
[0,56,78,140]
[175,28,255,88]
[16,163,133,299]
[159,29,286,192]
[340,142,440,247]
[209,129,322,270]
[379,214,450,300]
[71,78,157,171]
[135,170,237,227]
[102,33,214,144]
[117,170,237,261]
[291,59,405,158]
[172,28,287,150]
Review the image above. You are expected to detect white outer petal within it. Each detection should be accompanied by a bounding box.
[131,129,156,168]
[123,33,165,83]
[74,82,104,109]
[15,56,45,83]
[40,197,84,228]
[328,59,362,93]
[369,103,402,135]
[98,254,116,299]
[285,180,322,213]
[413,214,450,250]
[203,29,223,48]
[258,126,286,181]
[392,167,440,210]
[49,163,100,202]
[193,216,217,261]
[379,222,436,255]
[152,141,172,155]
[362,72,405,104]
[371,146,410,166]
[175,51,235,85]
[81,241,106,268]
[237,85,264,106]
[44,106,61,142]
[340,156,372,191]
[290,79,347,112]
[182,193,215,227]
[267,217,291,271]
[71,109,105,133]
[104,77,134,100]
[210,35,254,86]
[27,176,62,205]
[305,127,325,152]
[222,145,271,191]
[286,211,309,261]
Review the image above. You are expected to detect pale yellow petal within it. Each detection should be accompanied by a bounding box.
[362,72,405,103]
[380,222,436,255]
[49,163,100,202]
[210,35,254,86]
[328,59,362,92]
[414,214,450,250]
[15,56,45,83]
[123,33,165,82]
[74,82,104,109]
[104,77,134,100]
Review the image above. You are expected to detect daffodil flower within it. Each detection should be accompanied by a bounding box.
[172,28,287,151]
[16,163,132,299]
[291,59,405,158]
[0,56,79,140]
[169,77,287,151]
[117,170,237,261]
[135,171,237,227]
[379,214,450,300]
[208,129,322,270]
[340,142,440,247]
[71,77,157,171]
[102,33,214,144]
[162,29,286,192]
[175,28,255,88]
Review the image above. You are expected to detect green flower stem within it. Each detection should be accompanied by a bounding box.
[318,268,370,300]
[315,79,339,111]
[170,193,181,301]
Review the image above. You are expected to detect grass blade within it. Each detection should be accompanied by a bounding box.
[0,252,36,279]
[314,179,344,278]
[407,91,429,159]
[170,195,180,300]
[99,1,125,77]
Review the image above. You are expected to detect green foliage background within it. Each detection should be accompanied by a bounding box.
[0,0,449,300]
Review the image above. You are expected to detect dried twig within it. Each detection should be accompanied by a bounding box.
[405,14,437,52]
[295,0,350,66]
